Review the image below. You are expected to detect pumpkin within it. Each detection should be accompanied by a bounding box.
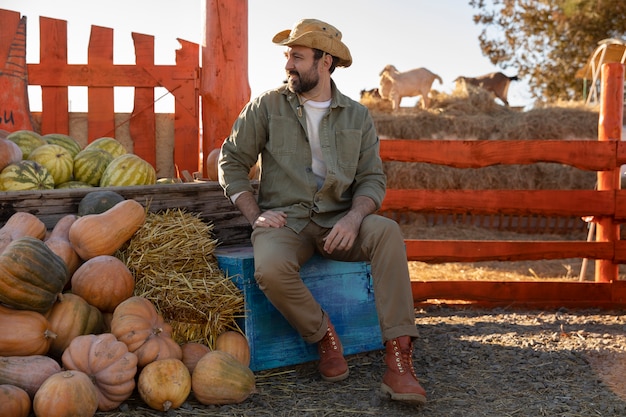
[0,355,62,398]
[45,293,104,359]
[84,136,127,158]
[73,148,114,186]
[0,236,69,313]
[43,133,82,158]
[33,370,98,417]
[44,214,82,276]
[77,190,125,216]
[68,199,146,260]
[205,148,220,181]
[0,211,47,254]
[0,160,55,191]
[110,296,182,367]
[61,333,138,412]
[27,144,74,185]
[71,255,135,313]
[191,350,256,405]
[215,331,251,367]
[137,359,191,412]
[6,130,46,159]
[180,342,211,374]
[0,384,30,417]
[99,153,157,187]
[0,138,23,172]
[0,305,56,356]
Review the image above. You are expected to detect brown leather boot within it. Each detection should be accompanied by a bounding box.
[317,321,349,382]
[381,336,427,405]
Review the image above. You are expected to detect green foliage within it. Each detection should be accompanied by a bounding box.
[469,0,626,103]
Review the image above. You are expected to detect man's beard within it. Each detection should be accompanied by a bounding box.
[287,66,319,94]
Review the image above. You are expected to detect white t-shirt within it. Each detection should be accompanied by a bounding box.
[302,99,331,189]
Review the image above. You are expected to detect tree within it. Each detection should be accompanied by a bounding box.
[469,0,626,104]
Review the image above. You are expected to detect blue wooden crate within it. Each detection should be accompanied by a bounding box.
[214,245,382,371]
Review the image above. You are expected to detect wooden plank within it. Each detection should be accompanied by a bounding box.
[404,240,613,262]
[87,25,114,141]
[39,16,69,134]
[0,9,20,76]
[380,139,618,171]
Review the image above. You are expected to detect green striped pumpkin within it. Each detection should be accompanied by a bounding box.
[0,160,55,191]
[43,133,82,158]
[73,148,114,186]
[28,144,74,185]
[6,130,47,159]
[84,137,127,158]
[99,154,156,187]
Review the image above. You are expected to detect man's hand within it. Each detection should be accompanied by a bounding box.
[323,211,361,253]
[253,210,287,229]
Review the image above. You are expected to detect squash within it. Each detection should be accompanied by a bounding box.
[0,138,23,172]
[180,342,211,374]
[99,153,157,187]
[45,293,104,359]
[0,211,46,254]
[6,130,46,159]
[44,214,82,276]
[215,331,251,367]
[68,199,146,260]
[77,190,125,216]
[0,236,69,313]
[0,160,55,191]
[27,144,74,185]
[205,148,220,181]
[137,358,191,412]
[191,350,256,405]
[0,304,57,356]
[0,355,62,398]
[73,148,114,186]
[61,333,138,412]
[0,384,30,417]
[110,296,182,368]
[43,133,82,158]
[70,255,135,313]
[33,370,98,417]
[84,136,127,158]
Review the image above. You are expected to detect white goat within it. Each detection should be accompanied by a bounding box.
[378,65,442,110]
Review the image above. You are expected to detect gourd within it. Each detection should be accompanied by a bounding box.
[84,136,127,158]
[70,255,135,313]
[215,331,251,367]
[110,296,182,367]
[0,236,69,313]
[33,370,99,417]
[180,342,211,374]
[0,138,22,172]
[73,148,114,186]
[0,384,30,417]
[27,144,74,185]
[0,211,46,254]
[0,305,57,356]
[77,190,125,216]
[99,153,157,187]
[191,350,256,405]
[61,333,138,412]
[45,293,104,359]
[68,199,146,260]
[43,133,82,158]
[0,355,62,397]
[0,160,55,191]
[44,214,82,276]
[55,180,93,189]
[137,358,191,412]
[6,130,46,159]
[205,148,220,181]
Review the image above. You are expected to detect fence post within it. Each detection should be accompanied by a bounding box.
[596,62,624,282]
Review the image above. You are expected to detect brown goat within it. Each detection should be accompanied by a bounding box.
[454,72,519,106]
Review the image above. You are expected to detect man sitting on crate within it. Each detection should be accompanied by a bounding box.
[218,18,426,405]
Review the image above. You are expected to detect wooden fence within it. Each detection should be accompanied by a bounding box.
[1,8,625,309]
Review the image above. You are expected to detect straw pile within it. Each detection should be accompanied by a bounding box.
[116,208,244,348]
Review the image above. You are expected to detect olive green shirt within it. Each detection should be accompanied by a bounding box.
[218,81,386,233]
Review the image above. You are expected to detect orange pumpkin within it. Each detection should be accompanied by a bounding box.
[44,214,82,277]
[45,293,104,359]
[137,358,191,411]
[61,333,138,411]
[70,255,135,313]
[205,148,220,181]
[180,342,211,374]
[0,212,46,254]
[33,370,98,417]
[215,331,251,367]
[0,304,56,356]
[110,296,182,367]
[0,138,23,172]
[191,350,256,405]
[0,355,62,398]
[0,384,30,417]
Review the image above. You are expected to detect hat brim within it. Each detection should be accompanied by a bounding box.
[272,29,352,67]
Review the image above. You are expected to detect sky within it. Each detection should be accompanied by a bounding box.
[2,0,531,112]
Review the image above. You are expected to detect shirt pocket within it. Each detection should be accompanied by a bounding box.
[267,115,300,156]
[335,129,361,169]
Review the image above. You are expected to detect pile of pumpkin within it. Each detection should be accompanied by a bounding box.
[0,130,157,191]
[0,192,256,417]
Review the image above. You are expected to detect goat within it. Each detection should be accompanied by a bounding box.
[454,72,519,106]
[378,65,442,110]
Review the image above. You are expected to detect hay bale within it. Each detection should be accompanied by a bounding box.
[116,208,244,348]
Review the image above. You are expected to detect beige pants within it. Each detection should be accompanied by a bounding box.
[251,214,418,345]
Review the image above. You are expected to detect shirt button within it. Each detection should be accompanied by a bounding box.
[306,167,312,173]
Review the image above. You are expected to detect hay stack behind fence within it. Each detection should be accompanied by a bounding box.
[116,208,244,348]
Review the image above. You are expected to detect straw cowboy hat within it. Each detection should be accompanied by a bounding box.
[272,19,352,67]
